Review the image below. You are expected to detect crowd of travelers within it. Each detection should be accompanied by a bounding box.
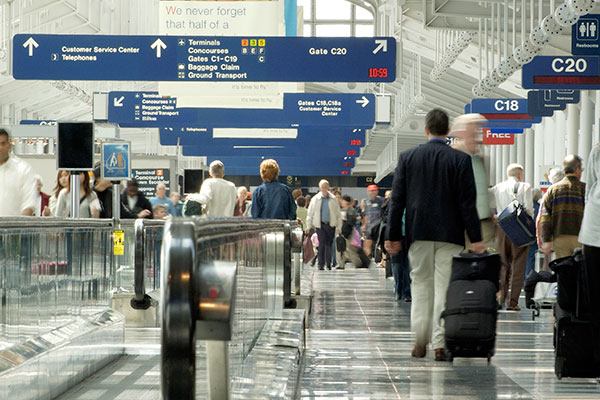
[2,107,600,362]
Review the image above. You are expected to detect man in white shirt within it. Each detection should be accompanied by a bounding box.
[0,129,36,216]
[491,163,533,311]
[193,160,236,217]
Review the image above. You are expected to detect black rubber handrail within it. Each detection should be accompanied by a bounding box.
[131,219,165,310]
[161,217,298,400]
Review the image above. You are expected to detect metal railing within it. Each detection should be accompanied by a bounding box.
[160,218,301,400]
[131,219,165,310]
[0,217,122,400]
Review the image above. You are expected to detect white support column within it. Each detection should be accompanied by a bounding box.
[488,145,496,186]
[567,103,580,155]
[496,145,503,184]
[517,131,526,168]
[502,145,510,177]
[594,90,599,148]
[579,90,594,161]
[554,110,567,163]
[525,128,535,186]
[510,141,518,165]
[534,122,544,187]
[544,116,555,166]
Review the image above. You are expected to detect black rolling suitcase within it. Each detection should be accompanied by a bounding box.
[554,303,600,379]
[551,249,600,379]
[441,252,501,362]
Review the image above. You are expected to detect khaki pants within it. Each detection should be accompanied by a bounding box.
[408,240,463,349]
[496,226,528,308]
[465,218,496,251]
[553,235,581,259]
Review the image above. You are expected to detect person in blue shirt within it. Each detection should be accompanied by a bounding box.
[149,183,174,211]
[251,159,297,220]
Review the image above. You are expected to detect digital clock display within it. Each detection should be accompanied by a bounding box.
[347,150,357,156]
[533,76,600,85]
[369,68,388,78]
[350,140,362,146]
[341,171,349,175]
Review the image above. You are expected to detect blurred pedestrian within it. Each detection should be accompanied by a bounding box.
[0,128,37,216]
[56,173,101,218]
[121,179,153,219]
[33,174,51,216]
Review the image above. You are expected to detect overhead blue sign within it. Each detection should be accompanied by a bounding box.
[182,145,360,158]
[20,120,57,125]
[207,156,354,176]
[522,56,600,89]
[471,99,529,114]
[470,98,541,124]
[13,34,396,83]
[108,92,375,128]
[160,127,365,146]
[572,14,600,55]
[527,90,580,117]
[101,142,131,181]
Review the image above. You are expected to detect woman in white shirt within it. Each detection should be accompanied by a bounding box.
[49,170,70,216]
[56,172,101,218]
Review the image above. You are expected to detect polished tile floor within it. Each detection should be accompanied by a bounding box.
[298,264,600,400]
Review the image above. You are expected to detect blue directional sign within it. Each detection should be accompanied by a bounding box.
[522,56,600,89]
[572,15,600,55]
[471,99,528,114]
[160,127,365,146]
[182,145,360,158]
[206,156,354,176]
[108,92,375,128]
[20,120,57,125]
[527,90,580,117]
[13,34,396,82]
[101,142,131,181]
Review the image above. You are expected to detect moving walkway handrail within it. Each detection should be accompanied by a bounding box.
[0,217,114,229]
[161,218,297,400]
[130,219,165,310]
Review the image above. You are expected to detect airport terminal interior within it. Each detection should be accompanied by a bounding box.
[2,0,600,398]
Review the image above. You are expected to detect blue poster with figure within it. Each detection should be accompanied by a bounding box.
[101,142,131,181]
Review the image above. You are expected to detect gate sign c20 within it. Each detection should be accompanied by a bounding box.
[522,56,600,89]
[13,34,396,83]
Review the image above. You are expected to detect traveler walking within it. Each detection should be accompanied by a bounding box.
[0,128,37,216]
[234,186,252,217]
[540,155,586,259]
[251,159,296,220]
[451,113,496,250]
[362,184,384,258]
[385,108,484,361]
[306,179,342,270]
[121,179,153,219]
[491,163,533,311]
[149,183,174,210]
[192,160,237,217]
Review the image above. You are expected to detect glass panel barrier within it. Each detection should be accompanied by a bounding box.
[0,217,123,399]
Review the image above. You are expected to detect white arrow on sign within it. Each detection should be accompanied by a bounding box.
[356,96,370,108]
[150,38,167,58]
[373,39,387,54]
[113,96,125,107]
[23,37,39,57]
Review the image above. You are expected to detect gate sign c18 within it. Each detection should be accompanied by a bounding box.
[471,99,528,114]
[13,34,396,83]
[101,142,131,181]
[522,56,600,89]
[572,14,600,55]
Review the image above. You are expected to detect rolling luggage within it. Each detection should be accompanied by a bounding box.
[442,279,498,362]
[356,247,370,268]
[441,252,501,362]
[554,303,600,379]
[450,252,501,289]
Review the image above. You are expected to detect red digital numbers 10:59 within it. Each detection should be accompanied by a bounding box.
[369,68,388,78]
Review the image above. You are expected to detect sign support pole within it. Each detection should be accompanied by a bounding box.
[70,172,80,219]
[112,183,121,224]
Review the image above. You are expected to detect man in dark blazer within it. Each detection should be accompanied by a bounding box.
[385,108,484,362]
